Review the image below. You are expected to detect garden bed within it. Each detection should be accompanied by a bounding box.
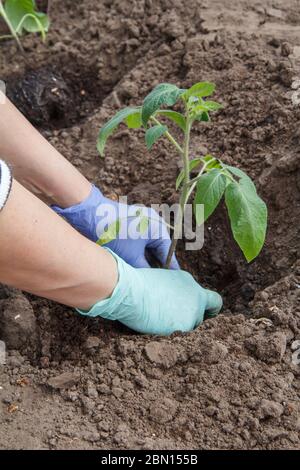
[0,0,300,449]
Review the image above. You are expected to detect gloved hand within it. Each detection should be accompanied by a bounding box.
[76,250,222,335]
[52,185,179,269]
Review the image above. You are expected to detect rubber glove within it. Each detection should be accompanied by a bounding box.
[76,250,222,335]
[52,185,179,269]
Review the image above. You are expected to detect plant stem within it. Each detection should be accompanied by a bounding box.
[182,120,191,186]
[0,1,24,52]
[165,119,192,268]
[150,116,183,154]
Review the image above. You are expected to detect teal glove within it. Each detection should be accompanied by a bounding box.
[77,250,222,335]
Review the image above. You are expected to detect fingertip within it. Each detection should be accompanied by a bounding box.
[205,290,223,318]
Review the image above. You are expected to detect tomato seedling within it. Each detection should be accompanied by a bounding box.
[97,81,267,267]
[0,0,49,51]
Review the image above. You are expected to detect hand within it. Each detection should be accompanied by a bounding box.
[52,185,179,269]
[77,250,223,335]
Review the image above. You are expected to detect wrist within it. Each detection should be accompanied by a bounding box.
[76,249,140,320]
[56,180,92,208]
[52,184,103,213]
[74,247,119,311]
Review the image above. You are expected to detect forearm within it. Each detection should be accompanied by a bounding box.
[0,178,118,310]
[0,91,91,207]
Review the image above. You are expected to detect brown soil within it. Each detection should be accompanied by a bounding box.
[1,0,300,450]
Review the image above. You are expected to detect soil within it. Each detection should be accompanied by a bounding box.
[0,0,300,450]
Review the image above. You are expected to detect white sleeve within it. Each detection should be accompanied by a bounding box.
[0,160,12,211]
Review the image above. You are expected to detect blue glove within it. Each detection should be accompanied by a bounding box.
[52,185,179,269]
[76,250,222,335]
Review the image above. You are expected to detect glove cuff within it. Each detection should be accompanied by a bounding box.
[75,248,136,320]
[51,184,103,215]
[51,184,105,241]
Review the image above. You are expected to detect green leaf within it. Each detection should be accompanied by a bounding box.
[194,204,204,227]
[202,100,223,111]
[125,108,142,128]
[141,83,185,126]
[96,219,121,246]
[21,11,49,33]
[191,101,221,123]
[200,154,221,171]
[97,107,141,156]
[4,0,49,34]
[156,110,186,132]
[138,216,149,235]
[224,165,253,184]
[176,158,202,190]
[225,177,267,262]
[134,209,149,235]
[197,111,210,122]
[194,169,227,223]
[183,81,215,100]
[176,155,221,190]
[145,125,168,150]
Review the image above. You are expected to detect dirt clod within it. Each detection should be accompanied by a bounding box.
[259,399,284,419]
[0,295,37,350]
[85,336,101,350]
[149,398,178,424]
[48,372,80,390]
[144,341,179,368]
[244,332,287,364]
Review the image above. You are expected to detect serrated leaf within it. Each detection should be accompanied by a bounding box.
[97,107,141,156]
[176,158,202,190]
[125,108,142,128]
[141,83,185,126]
[96,219,121,246]
[194,169,227,223]
[183,81,215,100]
[225,177,267,262]
[145,125,168,150]
[156,110,186,132]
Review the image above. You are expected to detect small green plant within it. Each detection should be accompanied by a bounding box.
[0,0,49,51]
[97,81,267,268]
